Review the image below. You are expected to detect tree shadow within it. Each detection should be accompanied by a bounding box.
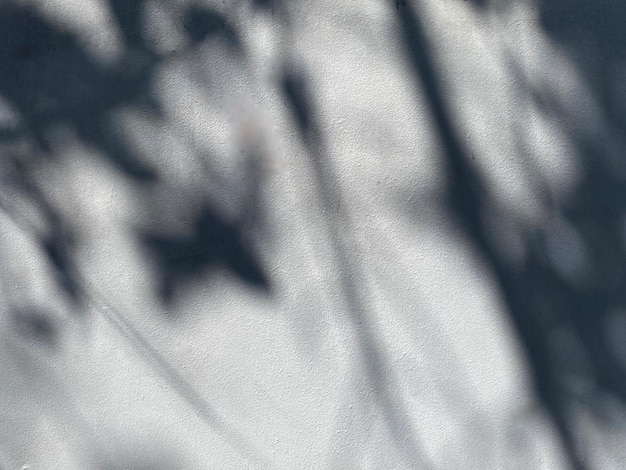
[0,1,271,465]
[142,202,269,305]
[183,4,243,52]
[0,0,270,311]
[396,1,626,468]
[281,66,435,469]
[0,2,159,180]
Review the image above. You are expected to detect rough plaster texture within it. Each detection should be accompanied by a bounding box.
[0,0,625,469]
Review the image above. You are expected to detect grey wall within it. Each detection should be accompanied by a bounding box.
[1,0,625,468]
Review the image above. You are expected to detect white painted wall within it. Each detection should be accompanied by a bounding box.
[0,0,624,468]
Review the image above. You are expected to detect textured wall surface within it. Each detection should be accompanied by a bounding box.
[1,1,625,468]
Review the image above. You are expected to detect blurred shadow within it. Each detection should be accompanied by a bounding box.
[0,0,272,466]
[0,1,271,310]
[281,67,434,470]
[142,203,269,304]
[397,1,626,468]
[0,2,159,180]
[282,72,313,138]
[395,2,588,468]
[252,0,280,12]
[183,5,243,52]
[10,308,60,349]
[108,0,150,52]
[0,152,83,304]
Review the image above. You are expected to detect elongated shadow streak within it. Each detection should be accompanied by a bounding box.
[395,2,586,469]
[281,72,434,469]
[83,281,271,469]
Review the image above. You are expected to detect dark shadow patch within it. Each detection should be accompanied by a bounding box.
[466,0,487,9]
[281,71,313,137]
[0,2,159,180]
[253,0,279,12]
[397,1,626,468]
[108,0,148,50]
[183,6,242,51]
[11,308,59,348]
[142,204,269,304]
[42,230,82,303]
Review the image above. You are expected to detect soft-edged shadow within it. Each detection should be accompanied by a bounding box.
[142,202,270,305]
[0,2,159,180]
[281,65,434,470]
[397,1,626,468]
[0,1,271,466]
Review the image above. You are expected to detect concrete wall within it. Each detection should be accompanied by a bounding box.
[1,0,625,468]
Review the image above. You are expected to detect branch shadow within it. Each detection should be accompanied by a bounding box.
[281,66,435,469]
[397,1,626,468]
